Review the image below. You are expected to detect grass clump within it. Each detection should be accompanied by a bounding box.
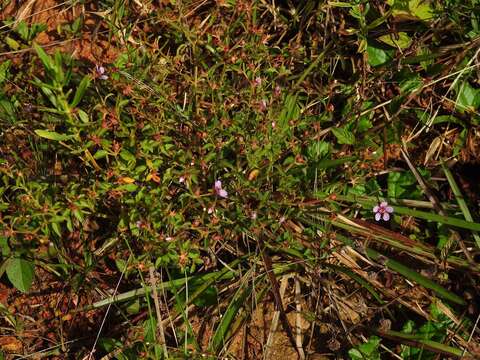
[1,0,480,358]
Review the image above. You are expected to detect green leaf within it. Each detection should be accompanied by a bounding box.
[51,222,62,237]
[279,94,300,128]
[367,43,394,67]
[27,23,47,42]
[316,156,357,169]
[306,141,330,161]
[115,258,127,273]
[70,75,91,107]
[33,43,54,74]
[0,236,10,257]
[349,336,381,360]
[408,0,434,20]
[454,81,480,112]
[77,109,89,123]
[54,51,65,84]
[332,127,355,145]
[126,299,140,314]
[116,184,138,192]
[399,72,423,94]
[388,0,434,20]
[143,317,157,343]
[98,338,123,353]
[6,258,35,293]
[94,149,108,159]
[15,21,29,41]
[5,37,20,50]
[357,117,373,132]
[34,129,71,141]
[0,97,16,123]
[71,16,83,33]
[119,149,136,164]
[387,171,425,199]
[0,60,11,84]
[379,32,412,49]
[192,285,217,307]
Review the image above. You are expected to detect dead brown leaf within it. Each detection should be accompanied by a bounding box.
[0,336,23,353]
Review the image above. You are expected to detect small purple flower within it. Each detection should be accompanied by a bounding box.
[373,201,394,221]
[254,77,262,86]
[95,65,108,80]
[214,180,228,198]
[259,99,267,112]
[274,84,281,97]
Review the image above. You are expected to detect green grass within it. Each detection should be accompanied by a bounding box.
[1,0,480,358]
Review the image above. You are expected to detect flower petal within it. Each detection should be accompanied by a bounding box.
[382,212,390,221]
[375,213,381,221]
[385,206,394,213]
[373,205,379,213]
[214,180,222,189]
[218,189,228,198]
[380,201,388,208]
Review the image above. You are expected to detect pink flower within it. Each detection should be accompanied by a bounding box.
[95,65,108,80]
[274,85,281,97]
[259,99,267,111]
[254,77,262,86]
[373,201,394,221]
[214,180,228,198]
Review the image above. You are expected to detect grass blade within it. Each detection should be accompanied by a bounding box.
[376,329,466,357]
[442,163,480,249]
[331,194,480,232]
[209,278,254,353]
[86,259,242,311]
[366,248,465,305]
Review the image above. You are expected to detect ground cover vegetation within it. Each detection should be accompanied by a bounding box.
[1,0,480,358]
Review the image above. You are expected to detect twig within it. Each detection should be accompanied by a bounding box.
[264,275,290,360]
[401,148,445,215]
[149,267,168,359]
[294,277,306,360]
[87,258,128,360]
[258,236,298,355]
[401,148,474,263]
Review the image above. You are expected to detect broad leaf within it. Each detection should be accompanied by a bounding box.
[367,43,394,67]
[388,0,434,20]
[332,127,355,145]
[0,60,11,84]
[379,32,412,49]
[6,258,35,293]
[34,129,71,141]
[454,81,480,112]
[33,43,54,74]
[70,75,91,108]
